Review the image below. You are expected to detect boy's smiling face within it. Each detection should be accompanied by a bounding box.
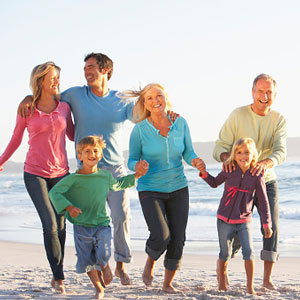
[78,145,102,169]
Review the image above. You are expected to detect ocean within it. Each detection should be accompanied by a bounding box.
[0,162,300,257]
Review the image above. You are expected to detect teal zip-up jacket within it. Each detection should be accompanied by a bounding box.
[128,116,197,193]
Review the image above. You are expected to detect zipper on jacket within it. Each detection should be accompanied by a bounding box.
[226,174,244,222]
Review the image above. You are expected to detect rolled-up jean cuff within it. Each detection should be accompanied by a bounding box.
[261,250,279,262]
[146,245,163,261]
[164,258,182,271]
[114,253,132,263]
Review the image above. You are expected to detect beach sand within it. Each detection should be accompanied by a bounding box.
[1,240,300,299]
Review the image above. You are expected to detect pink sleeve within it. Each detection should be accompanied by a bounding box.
[0,115,27,171]
[65,103,74,142]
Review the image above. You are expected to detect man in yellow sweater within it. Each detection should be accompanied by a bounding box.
[213,73,287,290]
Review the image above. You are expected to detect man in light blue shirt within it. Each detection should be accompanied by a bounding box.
[19,53,135,286]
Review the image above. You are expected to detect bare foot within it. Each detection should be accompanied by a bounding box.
[218,272,228,291]
[51,278,65,294]
[163,285,180,294]
[263,280,276,290]
[115,268,132,285]
[216,260,229,288]
[142,257,155,286]
[93,288,104,299]
[102,264,113,286]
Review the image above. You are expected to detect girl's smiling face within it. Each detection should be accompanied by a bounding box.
[234,144,254,173]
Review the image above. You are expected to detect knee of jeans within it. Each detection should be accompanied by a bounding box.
[242,246,253,261]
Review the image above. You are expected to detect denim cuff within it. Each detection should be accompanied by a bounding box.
[145,245,163,261]
[164,257,182,271]
[114,253,132,263]
[260,250,279,262]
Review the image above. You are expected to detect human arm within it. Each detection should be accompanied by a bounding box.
[109,173,136,191]
[191,157,206,176]
[167,110,179,122]
[64,103,74,141]
[0,115,27,171]
[251,115,287,176]
[17,95,33,118]
[213,111,237,173]
[128,125,142,172]
[49,179,75,214]
[66,205,82,218]
[263,227,273,239]
[200,170,226,188]
[134,160,149,178]
[181,118,199,165]
[255,175,272,228]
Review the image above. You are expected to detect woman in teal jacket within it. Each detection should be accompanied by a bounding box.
[127,83,204,294]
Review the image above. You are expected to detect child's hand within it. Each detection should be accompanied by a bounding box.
[191,157,206,175]
[135,160,149,178]
[264,227,273,239]
[66,206,82,218]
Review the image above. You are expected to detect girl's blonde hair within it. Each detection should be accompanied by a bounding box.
[30,61,61,112]
[226,137,258,168]
[122,83,172,123]
[76,135,106,155]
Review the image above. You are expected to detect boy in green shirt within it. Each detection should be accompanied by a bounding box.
[50,136,148,299]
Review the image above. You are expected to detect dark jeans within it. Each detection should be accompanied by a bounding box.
[232,180,279,262]
[138,187,189,271]
[24,172,69,280]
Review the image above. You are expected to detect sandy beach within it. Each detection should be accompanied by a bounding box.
[0,240,299,299]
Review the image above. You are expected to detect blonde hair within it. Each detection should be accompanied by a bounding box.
[122,83,172,123]
[30,61,61,112]
[76,135,106,155]
[226,137,258,168]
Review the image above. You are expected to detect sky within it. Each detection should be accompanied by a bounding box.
[0,0,299,162]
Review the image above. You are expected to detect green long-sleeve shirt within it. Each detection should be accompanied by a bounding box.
[213,105,287,183]
[49,169,136,227]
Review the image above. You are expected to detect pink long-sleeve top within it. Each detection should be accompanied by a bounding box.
[0,101,74,178]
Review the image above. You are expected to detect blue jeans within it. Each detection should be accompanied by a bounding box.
[138,187,189,271]
[73,225,111,273]
[217,219,254,261]
[232,180,279,262]
[24,172,69,280]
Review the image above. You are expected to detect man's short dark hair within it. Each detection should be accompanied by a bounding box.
[84,52,113,81]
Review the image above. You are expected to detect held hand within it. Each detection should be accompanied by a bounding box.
[191,157,206,175]
[250,159,273,176]
[167,110,180,122]
[17,95,33,118]
[264,227,273,239]
[66,206,82,218]
[135,160,149,178]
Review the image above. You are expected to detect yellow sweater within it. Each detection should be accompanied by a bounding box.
[213,105,287,182]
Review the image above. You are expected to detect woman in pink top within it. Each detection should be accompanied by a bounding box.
[0,62,74,294]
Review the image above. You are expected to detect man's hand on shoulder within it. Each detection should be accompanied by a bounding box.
[17,95,33,118]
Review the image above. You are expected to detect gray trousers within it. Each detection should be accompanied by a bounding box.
[102,164,132,263]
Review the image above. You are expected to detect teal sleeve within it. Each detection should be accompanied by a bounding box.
[109,173,136,191]
[182,118,198,165]
[49,177,74,214]
[128,125,141,171]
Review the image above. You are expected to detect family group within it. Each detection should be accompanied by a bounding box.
[0,52,286,299]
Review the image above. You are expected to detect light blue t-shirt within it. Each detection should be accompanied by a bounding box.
[128,116,198,193]
[61,87,134,167]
